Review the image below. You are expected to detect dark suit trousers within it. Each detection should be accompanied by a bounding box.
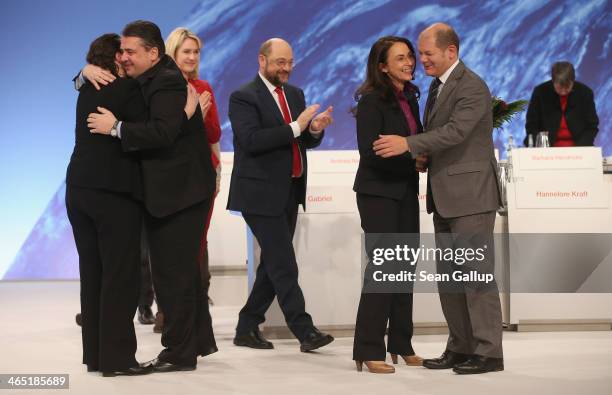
[145,198,217,366]
[353,192,419,361]
[433,210,503,358]
[238,179,314,342]
[139,224,155,307]
[66,185,142,372]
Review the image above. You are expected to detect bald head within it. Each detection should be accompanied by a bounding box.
[258,38,294,86]
[419,23,460,53]
[259,38,292,57]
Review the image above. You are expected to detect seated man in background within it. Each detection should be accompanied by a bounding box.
[524,61,599,147]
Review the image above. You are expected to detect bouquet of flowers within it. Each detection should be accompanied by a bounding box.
[492,97,528,129]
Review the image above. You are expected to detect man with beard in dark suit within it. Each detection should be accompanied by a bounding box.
[227,38,335,352]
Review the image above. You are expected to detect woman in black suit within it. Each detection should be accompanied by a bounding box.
[352,36,424,373]
[66,34,151,377]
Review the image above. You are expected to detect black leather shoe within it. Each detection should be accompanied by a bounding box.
[453,355,504,374]
[137,305,155,325]
[102,362,154,377]
[233,328,274,349]
[75,313,82,327]
[149,358,196,373]
[299,328,334,352]
[423,350,471,369]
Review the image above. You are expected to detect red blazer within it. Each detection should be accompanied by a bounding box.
[189,79,222,168]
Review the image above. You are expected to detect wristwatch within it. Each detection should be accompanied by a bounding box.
[110,120,119,137]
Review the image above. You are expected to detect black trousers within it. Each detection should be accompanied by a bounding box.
[353,192,419,361]
[66,185,142,371]
[145,198,217,366]
[237,180,314,342]
[139,223,155,307]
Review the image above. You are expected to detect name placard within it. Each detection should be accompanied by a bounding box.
[303,185,357,214]
[511,147,607,209]
[514,147,602,172]
[307,150,360,174]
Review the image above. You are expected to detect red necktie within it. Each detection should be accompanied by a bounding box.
[274,87,302,177]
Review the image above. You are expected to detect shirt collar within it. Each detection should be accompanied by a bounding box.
[259,71,281,95]
[438,59,460,85]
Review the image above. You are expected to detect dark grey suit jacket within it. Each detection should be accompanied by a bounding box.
[407,61,501,218]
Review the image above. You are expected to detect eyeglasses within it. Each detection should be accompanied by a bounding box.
[267,57,295,68]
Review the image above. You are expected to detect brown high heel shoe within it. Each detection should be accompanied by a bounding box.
[355,360,395,373]
[390,353,424,366]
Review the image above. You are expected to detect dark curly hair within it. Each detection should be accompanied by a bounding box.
[352,36,420,115]
[86,33,121,77]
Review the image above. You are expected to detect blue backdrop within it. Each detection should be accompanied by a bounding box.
[1,0,610,279]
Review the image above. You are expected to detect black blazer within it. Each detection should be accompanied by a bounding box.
[67,78,146,197]
[120,55,216,218]
[227,75,324,216]
[524,80,599,146]
[353,91,422,200]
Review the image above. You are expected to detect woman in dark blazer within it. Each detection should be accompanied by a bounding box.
[352,36,424,374]
[66,34,150,377]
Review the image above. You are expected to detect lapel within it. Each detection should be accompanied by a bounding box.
[423,80,437,126]
[390,90,410,136]
[395,105,410,136]
[284,85,300,121]
[565,88,575,113]
[426,61,465,126]
[254,75,285,125]
[407,95,423,134]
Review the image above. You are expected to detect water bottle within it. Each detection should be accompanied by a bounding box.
[536,131,550,148]
[507,135,515,164]
[506,134,514,181]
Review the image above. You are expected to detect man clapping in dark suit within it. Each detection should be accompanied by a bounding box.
[227,38,335,352]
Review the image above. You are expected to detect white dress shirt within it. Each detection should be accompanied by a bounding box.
[436,59,460,98]
[258,72,302,137]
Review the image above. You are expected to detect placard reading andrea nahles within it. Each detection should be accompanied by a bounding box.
[360,232,499,294]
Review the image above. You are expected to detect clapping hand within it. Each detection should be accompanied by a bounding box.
[310,106,334,133]
[296,104,320,132]
[185,84,199,119]
[199,91,212,119]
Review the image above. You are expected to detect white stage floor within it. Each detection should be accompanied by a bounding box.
[0,281,611,394]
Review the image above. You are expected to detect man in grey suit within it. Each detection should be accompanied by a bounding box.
[373,23,503,375]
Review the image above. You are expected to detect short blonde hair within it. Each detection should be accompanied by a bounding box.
[165,27,202,79]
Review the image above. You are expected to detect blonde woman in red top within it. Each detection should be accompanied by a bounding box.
[163,27,222,323]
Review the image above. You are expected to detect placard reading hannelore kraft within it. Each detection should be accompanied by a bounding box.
[512,147,607,209]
